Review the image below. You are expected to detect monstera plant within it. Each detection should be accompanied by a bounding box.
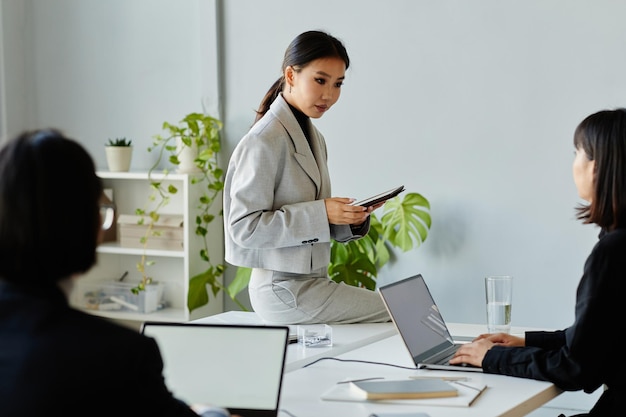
[231,192,431,298]
[327,192,431,289]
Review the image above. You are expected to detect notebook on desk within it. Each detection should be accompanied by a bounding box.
[378,274,482,372]
[141,322,290,417]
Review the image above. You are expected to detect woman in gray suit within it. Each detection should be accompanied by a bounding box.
[224,30,391,325]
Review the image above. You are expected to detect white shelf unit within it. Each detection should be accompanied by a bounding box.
[69,171,224,322]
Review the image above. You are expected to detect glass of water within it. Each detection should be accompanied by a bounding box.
[485,276,513,334]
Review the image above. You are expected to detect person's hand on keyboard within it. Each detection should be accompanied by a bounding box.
[473,332,525,347]
[449,338,493,368]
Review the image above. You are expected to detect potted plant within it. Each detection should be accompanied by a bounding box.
[231,192,431,300]
[105,137,133,172]
[134,112,246,311]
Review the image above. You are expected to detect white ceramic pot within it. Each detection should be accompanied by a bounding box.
[176,138,201,173]
[105,146,133,172]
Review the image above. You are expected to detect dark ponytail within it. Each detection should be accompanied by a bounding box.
[255,79,284,123]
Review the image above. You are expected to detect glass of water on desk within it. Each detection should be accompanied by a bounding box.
[297,324,333,348]
[485,275,513,334]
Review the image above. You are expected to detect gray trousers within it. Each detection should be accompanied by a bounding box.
[248,267,391,325]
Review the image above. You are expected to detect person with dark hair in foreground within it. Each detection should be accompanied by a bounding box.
[451,108,626,416]
[0,129,236,417]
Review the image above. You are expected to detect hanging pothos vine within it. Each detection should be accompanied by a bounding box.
[134,112,246,311]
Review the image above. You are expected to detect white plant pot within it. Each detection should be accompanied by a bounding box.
[105,146,133,172]
[176,138,201,173]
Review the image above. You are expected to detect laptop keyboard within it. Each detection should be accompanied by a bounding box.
[435,352,456,365]
[430,344,460,365]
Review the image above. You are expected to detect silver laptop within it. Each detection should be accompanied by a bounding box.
[141,322,290,416]
[378,274,482,372]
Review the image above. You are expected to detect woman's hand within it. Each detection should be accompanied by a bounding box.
[449,333,525,368]
[449,338,493,367]
[325,197,371,225]
[473,332,525,347]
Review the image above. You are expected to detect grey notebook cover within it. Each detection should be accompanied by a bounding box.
[351,378,458,399]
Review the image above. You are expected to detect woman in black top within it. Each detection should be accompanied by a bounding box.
[0,129,235,417]
[451,108,626,416]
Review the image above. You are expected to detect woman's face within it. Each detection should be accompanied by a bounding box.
[285,57,346,119]
[572,146,595,202]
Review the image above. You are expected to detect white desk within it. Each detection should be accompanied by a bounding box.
[191,311,397,371]
[279,332,561,417]
[193,312,562,416]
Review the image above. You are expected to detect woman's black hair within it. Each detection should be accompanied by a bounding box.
[254,30,350,123]
[0,129,102,284]
[574,108,626,230]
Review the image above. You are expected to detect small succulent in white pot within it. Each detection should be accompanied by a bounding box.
[105,137,133,172]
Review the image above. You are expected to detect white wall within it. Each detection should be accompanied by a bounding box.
[0,2,4,139]
[7,0,220,170]
[0,0,32,142]
[2,0,626,333]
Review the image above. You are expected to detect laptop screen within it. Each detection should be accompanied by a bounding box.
[141,322,289,417]
[378,274,454,363]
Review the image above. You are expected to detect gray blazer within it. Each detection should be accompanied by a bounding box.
[224,94,368,274]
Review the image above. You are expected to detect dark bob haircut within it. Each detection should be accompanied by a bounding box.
[574,108,626,230]
[0,129,102,284]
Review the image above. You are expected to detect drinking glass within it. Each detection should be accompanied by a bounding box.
[485,275,513,334]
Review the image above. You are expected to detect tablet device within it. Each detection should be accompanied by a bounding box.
[350,185,405,207]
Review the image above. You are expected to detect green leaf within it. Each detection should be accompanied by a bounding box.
[188,272,211,311]
[380,192,431,252]
[228,267,252,300]
[181,137,192,147]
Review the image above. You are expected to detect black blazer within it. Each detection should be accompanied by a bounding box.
[0,280,198,417]
[482,227,626,416]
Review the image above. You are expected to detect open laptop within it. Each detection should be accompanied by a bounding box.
[378,274,482,372]
[141,322,290,417]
